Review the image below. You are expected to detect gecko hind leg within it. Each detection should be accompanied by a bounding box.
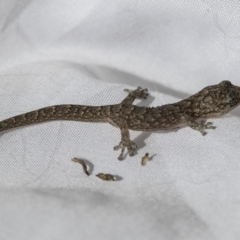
[113,119,137,160]
[121,86,148,105]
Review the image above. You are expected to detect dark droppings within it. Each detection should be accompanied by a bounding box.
[96,173,117,181]
[141,153,150,166]
[71,157,89,176]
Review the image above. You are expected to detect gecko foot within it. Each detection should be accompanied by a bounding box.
[114,140,137,160]
[199,121,216,136]
[187,117,216,136]
[124,86,148,99]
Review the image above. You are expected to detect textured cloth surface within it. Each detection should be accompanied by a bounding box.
[1,1,240,240]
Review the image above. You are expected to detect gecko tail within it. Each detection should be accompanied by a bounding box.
[0,104,106,132]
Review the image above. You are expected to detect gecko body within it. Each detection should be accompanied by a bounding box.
[0,80,239,160]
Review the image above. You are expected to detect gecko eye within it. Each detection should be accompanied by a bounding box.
[227,92,238,106]
[219,80,232,88]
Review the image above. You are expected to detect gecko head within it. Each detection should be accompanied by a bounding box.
[199,80,240,116]
[217,80,240,108]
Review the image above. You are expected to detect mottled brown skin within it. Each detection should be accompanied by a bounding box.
[0,80,239,160]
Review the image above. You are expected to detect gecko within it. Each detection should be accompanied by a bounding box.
[0,80,239,160]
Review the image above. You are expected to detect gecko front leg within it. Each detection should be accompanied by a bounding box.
[185,116,216,136]
[121,86,148,105]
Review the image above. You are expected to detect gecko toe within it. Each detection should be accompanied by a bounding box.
[114,140,137,160]
[137,86,149,99]
[124,87,148,99]
[127,141,137,157]
[199,121,216,135]
[118,155,124,161]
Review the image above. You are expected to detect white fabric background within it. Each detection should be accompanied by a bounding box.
[0,1,240,239]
